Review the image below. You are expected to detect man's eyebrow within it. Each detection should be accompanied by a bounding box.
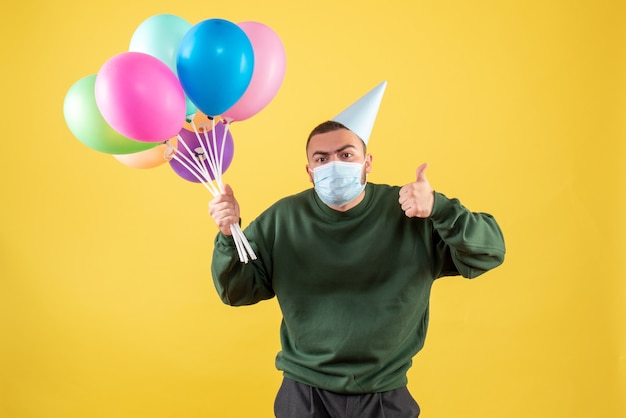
[311,144,357,157]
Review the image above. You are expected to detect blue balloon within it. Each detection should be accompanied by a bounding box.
[176,19,254,117]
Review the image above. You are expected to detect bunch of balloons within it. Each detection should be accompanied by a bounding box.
[63,14,286,262]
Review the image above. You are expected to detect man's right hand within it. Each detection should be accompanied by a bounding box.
[208,184,240,236]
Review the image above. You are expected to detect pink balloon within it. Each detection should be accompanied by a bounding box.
[95,52,186,142]
[222,22,286,122]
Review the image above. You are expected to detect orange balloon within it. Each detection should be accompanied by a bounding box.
[113,137,178,169]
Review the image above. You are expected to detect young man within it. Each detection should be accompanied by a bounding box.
[209,83,505,417]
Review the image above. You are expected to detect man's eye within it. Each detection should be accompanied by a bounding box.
[342,153,353,159]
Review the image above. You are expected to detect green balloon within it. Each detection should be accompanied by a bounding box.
[63,75,158,154]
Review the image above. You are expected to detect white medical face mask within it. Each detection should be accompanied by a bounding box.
[310,160,366,207]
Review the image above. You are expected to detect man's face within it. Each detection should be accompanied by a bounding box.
[305,129,372,182]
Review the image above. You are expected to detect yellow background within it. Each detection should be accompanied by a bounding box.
[1,0,624,417]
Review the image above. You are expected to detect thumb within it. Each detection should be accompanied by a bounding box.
[415,163,428,182]
[222,183,234,196]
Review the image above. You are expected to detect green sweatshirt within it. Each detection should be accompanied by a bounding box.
[211,183,505,394]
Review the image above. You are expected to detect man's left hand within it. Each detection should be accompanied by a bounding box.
[399,163,435,218]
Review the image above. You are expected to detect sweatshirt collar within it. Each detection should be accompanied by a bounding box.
[311,183,374,219]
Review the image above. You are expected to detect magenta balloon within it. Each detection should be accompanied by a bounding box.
[222,22,286,122]
[169,123,234,183]
[95,52,186,142]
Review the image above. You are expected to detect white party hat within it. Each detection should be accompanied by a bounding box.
[332,81,387,145]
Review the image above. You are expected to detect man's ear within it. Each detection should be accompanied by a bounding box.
[305,164,314,183]
[365,154,373,174]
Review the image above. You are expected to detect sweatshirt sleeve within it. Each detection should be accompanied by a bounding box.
[429,192,506,279]
[211,231,275,306]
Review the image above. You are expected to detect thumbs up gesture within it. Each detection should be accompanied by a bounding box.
[398,163,435,218]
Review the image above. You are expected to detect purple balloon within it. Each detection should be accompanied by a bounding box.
[169,122,234,183]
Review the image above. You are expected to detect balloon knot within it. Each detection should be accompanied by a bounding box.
[163,141,176,161]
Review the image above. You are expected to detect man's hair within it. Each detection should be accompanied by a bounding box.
[306,120,366,152]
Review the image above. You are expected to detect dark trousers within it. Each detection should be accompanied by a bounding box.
[274,378,420,418]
